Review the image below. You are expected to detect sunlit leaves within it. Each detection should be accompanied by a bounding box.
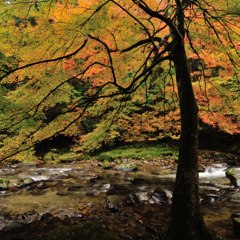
[0,0,240,159]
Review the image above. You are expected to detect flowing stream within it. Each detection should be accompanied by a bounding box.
[0,161,239,238]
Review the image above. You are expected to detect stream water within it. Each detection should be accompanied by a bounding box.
[0,161,239,239]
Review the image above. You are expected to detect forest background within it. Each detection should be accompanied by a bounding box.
[0,0,239,161]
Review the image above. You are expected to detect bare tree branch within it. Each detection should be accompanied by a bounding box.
[0,35,89,81]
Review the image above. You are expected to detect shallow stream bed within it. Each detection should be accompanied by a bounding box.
[0,160,239,239]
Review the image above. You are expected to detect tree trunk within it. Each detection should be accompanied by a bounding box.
[168,42,213,240]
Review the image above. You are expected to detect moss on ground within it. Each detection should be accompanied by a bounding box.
[91,143,178,161]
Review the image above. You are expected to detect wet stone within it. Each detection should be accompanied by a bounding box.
[106,195,126,212]
[17,210,40,223]
[18,178,36,189]
[115,164,138,172]
[102,183,111,190]
[22,177,34,185]
[0,191,10,197]
[149,188,171,205]
[36,181,49,190]
[127,193,141,207]
[201,194,219,205]
[135,191,151,202]
[0,178,10,190]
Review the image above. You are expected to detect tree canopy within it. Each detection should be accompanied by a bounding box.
[0,0,239,160]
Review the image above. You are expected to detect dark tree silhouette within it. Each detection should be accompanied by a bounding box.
[0,1,239,239]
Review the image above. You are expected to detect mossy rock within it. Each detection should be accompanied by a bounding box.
[106,195,126,212]
[225,168,240,177]
[0,178,10,189]
[22,177,34,185]
[114,159,122,164]
[225,168,240,188]
[43,151,59,161]
[48,222,120,240]
[102,160,112,170]
[114,163,138,172]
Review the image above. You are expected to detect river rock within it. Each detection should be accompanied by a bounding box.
[225,167,240,188]
[106,195,126,212]
[149,188,172,205]
[201,194,219,205]
[135,191,151,202]
[17,210,40,223]
[102,160,112,170]
[22,177,34,186]
[114,164,138,172]
[127,192,141,207]
[102,183,112,191]
[0,178,10,190]
[36,181,49,190]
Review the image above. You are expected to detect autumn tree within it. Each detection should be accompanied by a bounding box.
[0,0,240,239]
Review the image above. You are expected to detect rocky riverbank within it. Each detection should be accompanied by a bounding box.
[0,150,240,240]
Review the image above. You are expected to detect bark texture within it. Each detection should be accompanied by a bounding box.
[168,41,213,240]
